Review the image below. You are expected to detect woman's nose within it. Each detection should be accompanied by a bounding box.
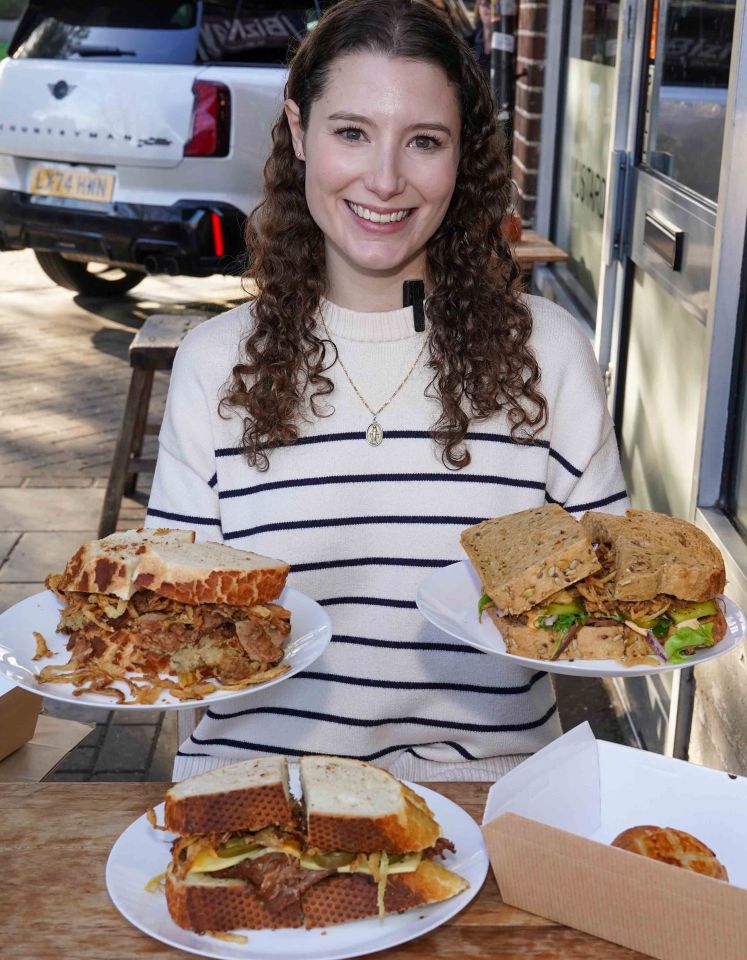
[363,143,405,200]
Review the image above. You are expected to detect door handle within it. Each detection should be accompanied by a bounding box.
[643,211,684,271]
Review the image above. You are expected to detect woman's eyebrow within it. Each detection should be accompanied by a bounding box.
[327,111,453,135]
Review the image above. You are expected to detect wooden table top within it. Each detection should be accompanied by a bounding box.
[1,781,648,959]
[514,229,569,267]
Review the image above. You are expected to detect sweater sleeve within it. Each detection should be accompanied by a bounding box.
[145,329,223,542]
[534,299,630,518]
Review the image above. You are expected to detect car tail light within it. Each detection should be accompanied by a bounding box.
[185,81,230,157]
[211,211,225,257]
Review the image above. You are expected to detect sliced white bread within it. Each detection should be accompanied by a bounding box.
[55,528,289,604]
[132,538,289,606]
[57,527,194,599]
[300,755,441,854]
[581,509,726,601]
[460,504,601,616]
[165,756,293,835]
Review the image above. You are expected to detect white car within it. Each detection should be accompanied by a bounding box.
[0,0,472,297]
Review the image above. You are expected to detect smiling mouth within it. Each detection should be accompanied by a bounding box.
[345,201,413,224]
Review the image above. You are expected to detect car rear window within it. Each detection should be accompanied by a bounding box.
[11,0,201,64]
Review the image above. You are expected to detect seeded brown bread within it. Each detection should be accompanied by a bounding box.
[165,870,303,931]
[461,505,601,616]
[581,509,726,601]
[300,860,469,928]
[164,756,293,835]
[491,610,625,661]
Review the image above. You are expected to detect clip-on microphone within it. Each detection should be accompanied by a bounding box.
[403,280,425,332]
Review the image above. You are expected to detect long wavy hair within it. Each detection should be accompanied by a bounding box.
[221,0,548,470]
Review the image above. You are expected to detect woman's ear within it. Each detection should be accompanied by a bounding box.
[284,99,305,161]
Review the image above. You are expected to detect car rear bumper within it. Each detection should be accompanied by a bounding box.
[0,190,247,276]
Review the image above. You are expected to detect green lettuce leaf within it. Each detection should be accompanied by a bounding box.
[663,623,714,664]
[478,592,494,622]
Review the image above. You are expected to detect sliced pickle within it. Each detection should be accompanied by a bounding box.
[670,600,717,624]
[217,839,260,858]
[310,851,356,869]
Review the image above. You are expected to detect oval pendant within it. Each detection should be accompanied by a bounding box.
[366,419,384,446]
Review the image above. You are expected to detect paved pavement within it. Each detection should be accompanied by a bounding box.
[0,249,625,783]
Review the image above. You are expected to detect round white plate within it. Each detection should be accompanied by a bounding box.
[0,588,331,710]
[416,560,747,678]
[105,782,489,960]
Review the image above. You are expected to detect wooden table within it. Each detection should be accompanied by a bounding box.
[1,781,648,959]
[514,229,569,269]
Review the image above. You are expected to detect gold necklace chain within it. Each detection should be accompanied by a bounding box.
[321,316,428,446]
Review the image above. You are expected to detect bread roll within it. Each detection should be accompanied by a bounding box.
[611,825,728,881]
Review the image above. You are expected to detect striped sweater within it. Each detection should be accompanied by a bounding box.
[146,295,628,782]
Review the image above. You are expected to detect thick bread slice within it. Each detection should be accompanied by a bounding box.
[165,756,293,835]
[165,869,303,931]
[57,528,194,599]
[300,756,441,853]
[300,860,469,928]
[461,505,600,616]
[581,509,726,601]
[492,611,625,661]
[132,539,290,605]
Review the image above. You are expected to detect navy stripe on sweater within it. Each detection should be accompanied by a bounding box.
[330,634,483,654]
[202,703,558,733]
[223,514,487,541]
[565,490,628,513]
[219,472,545,500]
[293,669,548,694]
[146,507,221,527]
[319,597,417,609]
[291,557,453,573]
[178,739,480,762]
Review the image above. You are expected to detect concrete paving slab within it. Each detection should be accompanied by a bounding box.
[95,723,158,772]
[0,533,19,566]
[0,581,44,611]
[0,530,97,581]
[0,488,104,531]
[42,698,110,726]
[149,713,178,781]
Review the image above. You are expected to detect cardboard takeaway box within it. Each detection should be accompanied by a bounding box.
[481,723,747,960]
[0,673,40,761]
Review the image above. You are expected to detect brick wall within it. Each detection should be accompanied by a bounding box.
[512,1,548,226]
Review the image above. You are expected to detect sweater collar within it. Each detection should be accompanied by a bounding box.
[320,297,419,343]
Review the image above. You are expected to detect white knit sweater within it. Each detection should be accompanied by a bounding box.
[146,295,628,782]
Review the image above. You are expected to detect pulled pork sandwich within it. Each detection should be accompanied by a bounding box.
[461,506,727,667]
[162,754,468,933]
[41,528,292,702]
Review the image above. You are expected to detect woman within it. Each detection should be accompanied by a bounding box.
[147,0,628,782]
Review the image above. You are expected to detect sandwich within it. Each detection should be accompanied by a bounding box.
[40,528,292,702]
[162,754,469,933]
[461,505,727,666]
[611,825,728,881]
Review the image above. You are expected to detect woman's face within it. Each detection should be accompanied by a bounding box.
[285,53,461,290]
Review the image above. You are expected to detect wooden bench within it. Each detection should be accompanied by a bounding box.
[97,313,209,539]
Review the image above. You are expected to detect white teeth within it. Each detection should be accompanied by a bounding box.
[348,202,410,224]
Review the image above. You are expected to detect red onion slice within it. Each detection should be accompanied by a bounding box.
[645,629,668,661]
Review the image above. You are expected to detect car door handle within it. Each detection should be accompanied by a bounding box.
[643,211,684,271]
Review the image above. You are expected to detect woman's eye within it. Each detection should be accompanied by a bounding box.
[411,134,441,151]
[336,126,366,142]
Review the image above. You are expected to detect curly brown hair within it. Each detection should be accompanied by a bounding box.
[222,0,547,471]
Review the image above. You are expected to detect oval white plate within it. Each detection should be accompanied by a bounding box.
[416,560,746,678]
[0,588,331,710]
[105,781,489,960]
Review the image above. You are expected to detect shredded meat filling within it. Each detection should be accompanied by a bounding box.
[212,853,335,914]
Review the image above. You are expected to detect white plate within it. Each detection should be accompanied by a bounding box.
[416,560,747,678]
[0,588,331,710]
[105,780,489,960]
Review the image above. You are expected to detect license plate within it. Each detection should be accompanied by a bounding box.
[29,166,115,203]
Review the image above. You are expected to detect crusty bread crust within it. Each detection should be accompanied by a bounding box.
[56,528,289,604]
[165,860,468,932]
[611,825,728,881]
[165,869,303,931]
[461,505,600,616]
[581,509,726,601]
[301,860,469,928]
[165,781,293,835]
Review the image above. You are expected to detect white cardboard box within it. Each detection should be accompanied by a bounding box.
[481,723,747,960]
